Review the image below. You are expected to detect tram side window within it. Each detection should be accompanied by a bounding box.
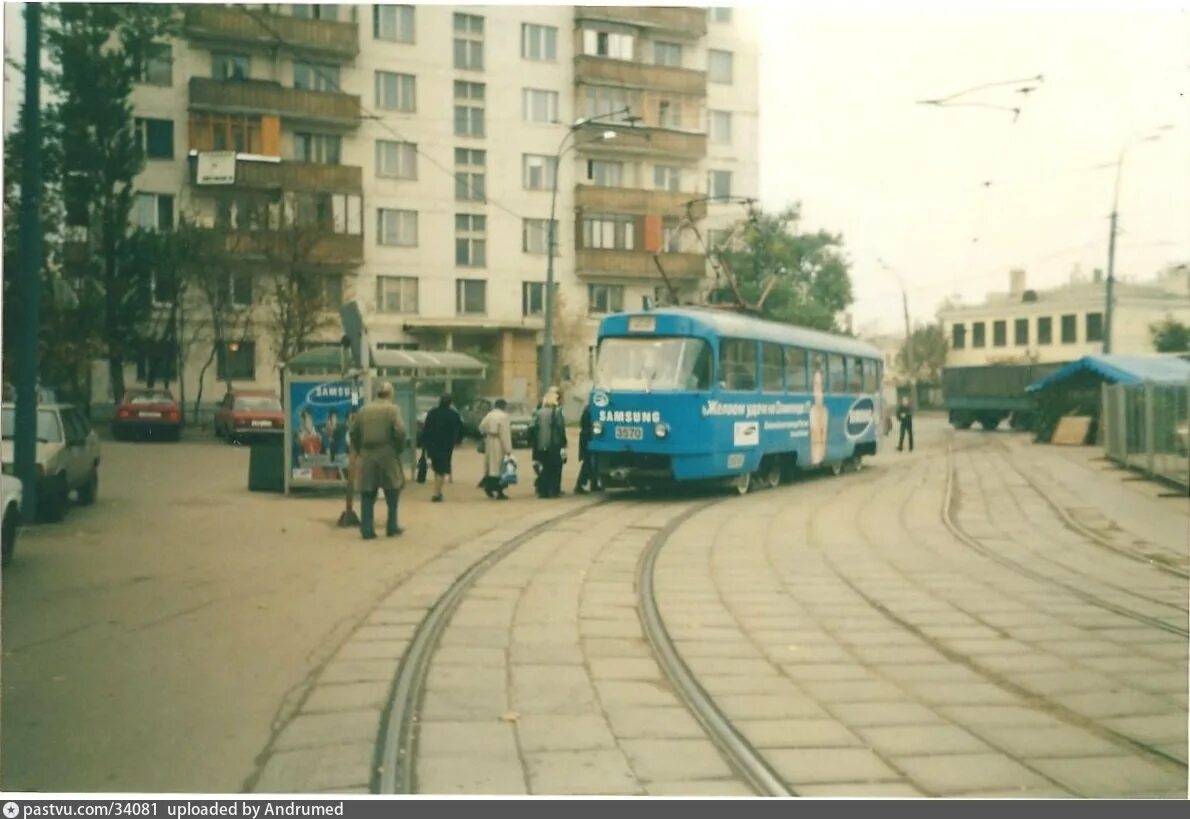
[761,344,783,392]
[719,338,757,391]
[827,354,846,393]
[809,351,826,395]
[862,359,878,393]
[785,346,808,392]
[847,357,864,393]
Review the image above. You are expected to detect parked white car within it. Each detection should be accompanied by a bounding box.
[2,473,22,566]
[1,402,101,522]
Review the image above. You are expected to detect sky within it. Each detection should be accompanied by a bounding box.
[758,0,1190,335]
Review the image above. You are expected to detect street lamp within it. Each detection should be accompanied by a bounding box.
[1102,125,1173,354]
[878,257,916,412]
[540,108,633,400]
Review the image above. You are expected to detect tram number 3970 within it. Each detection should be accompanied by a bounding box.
[614,426,644,441]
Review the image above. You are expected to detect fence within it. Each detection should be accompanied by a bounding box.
[1101,380,1190,491]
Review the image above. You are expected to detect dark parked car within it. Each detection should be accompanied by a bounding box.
[214,389,284,444]
[112,389,182,441]
[460,397,534,449]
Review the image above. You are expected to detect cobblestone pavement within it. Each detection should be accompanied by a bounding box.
[251,425,1187,797]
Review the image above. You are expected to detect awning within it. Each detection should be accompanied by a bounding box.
[285,345,486,379]
[1026,354,1190,393]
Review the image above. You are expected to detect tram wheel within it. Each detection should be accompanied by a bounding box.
[762,459,781,489]
[733,471,752,495]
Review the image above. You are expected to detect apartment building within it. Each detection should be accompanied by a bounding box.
[939,265,1190,368]
[100,4,760,410]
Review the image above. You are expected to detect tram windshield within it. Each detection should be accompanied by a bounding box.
[594,337,713,392]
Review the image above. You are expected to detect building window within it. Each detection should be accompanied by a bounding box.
[523,218,557,255]
[190,113,263,154]
[662,217,681,253]
[133,193,174,231]
[376,140,417,179]
[522,154,557,190]
[377,276,418,313]
[374,5,414,43]
[588,284,624,315]
[522,88,559,124]
[654,41,681,67]
[582,213,636,250]
[136,340,178,383]
[523,282,547,316]
[1061,313,1077,344]
[322,275,343,309]
[522,23,557,61]
[140,43,172,86]
[455,214,487,267]
[709,110,732,144]
[1038,316,1053,345]
[212,52,249,81]
[952,323,966,350]
[377,209,417,247]
[454,81,485,138]
[219,271,253,307]
[291,4,339,20]
[293,132,341,164]
[135,118,174,160]
[456,278,487,314]
[710,7,733,23]
[993,320,1007,347]
[216,340,255,381]
[1085,312,1104,342]
[453,13,484,71]
[1014,318,1029,346]
[582,29,634,60]
[215,195,274,231]
[376,71,416,112]
[708,49,733,83]
[657,99,681,129]
[294,60,339,92]
[582,85,634,123]
[586,159,624,187]
[971,321,986,348]
[654,165,680,192]
[708,169,732,199]
[455,148,486,202]
[289,192,360,235]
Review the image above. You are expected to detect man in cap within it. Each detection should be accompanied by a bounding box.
[349,381,407,539]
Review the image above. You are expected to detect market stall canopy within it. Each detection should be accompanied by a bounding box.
[1026,354,1190,393]
[285,345,485,380]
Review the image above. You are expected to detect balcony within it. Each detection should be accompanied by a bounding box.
[189,78,360,128]
[576,248,706,281]
[189,158,363,194]
[575,56,706,96]
[226,230,363,267]
[575,185,706,219]
[576,125,706,161]
[184,6,359,60]
[576,6,707,38]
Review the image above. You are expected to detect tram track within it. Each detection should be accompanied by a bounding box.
[943,442,1190,640]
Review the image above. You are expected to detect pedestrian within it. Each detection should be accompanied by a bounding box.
[574,401,602,494]
[421,393,465,503]
[478,398,513,500]
[896,395,914,452]
[348,381,407,539]
[530,386,568,498]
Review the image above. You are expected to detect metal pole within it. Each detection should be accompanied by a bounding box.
[1104,207,1118,355]
[541,155,560,402]
[15,3,43,522]
[901,287,916,412]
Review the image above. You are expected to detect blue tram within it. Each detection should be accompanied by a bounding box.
[587,307,884,492]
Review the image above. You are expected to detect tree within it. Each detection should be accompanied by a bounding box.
[263,224,347,368]
[45,3,177,404]
[1150,316,1190,353]
[898,323,949,383]
[716,205,854,332]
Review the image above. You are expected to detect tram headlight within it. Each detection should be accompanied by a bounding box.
[654,422,670,439]
[592,421,603,436]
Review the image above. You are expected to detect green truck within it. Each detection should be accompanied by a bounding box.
[942,362,1069,431]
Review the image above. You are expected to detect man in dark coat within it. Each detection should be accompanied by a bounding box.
[349,382,407,539]
[421,393,464,502]
[530,386,567,498]
[896,396,914,452]
[574,402,602,494]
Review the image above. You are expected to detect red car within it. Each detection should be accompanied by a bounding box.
[214,389,284,444]
[112,388,182,441]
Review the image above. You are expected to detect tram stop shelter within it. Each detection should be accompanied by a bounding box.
[279,344,486,494]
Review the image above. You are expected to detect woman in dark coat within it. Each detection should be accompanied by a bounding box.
[421,394,464,502]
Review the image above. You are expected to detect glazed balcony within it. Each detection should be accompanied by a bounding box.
[189,77,360,128]
[574,55,706,96]
[576,125,706,161]
[576,248,706,281]
[188,157,363,194]
[576,6,707,38]
[225,230,363,267]
[184,6,359,60]
[575,185,706,219]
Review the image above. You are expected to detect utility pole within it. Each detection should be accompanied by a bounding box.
[901,288,917,412]
[1104,207,1118,354]
[14,3,43,521]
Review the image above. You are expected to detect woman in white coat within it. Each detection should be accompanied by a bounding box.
[478,398,513,500]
